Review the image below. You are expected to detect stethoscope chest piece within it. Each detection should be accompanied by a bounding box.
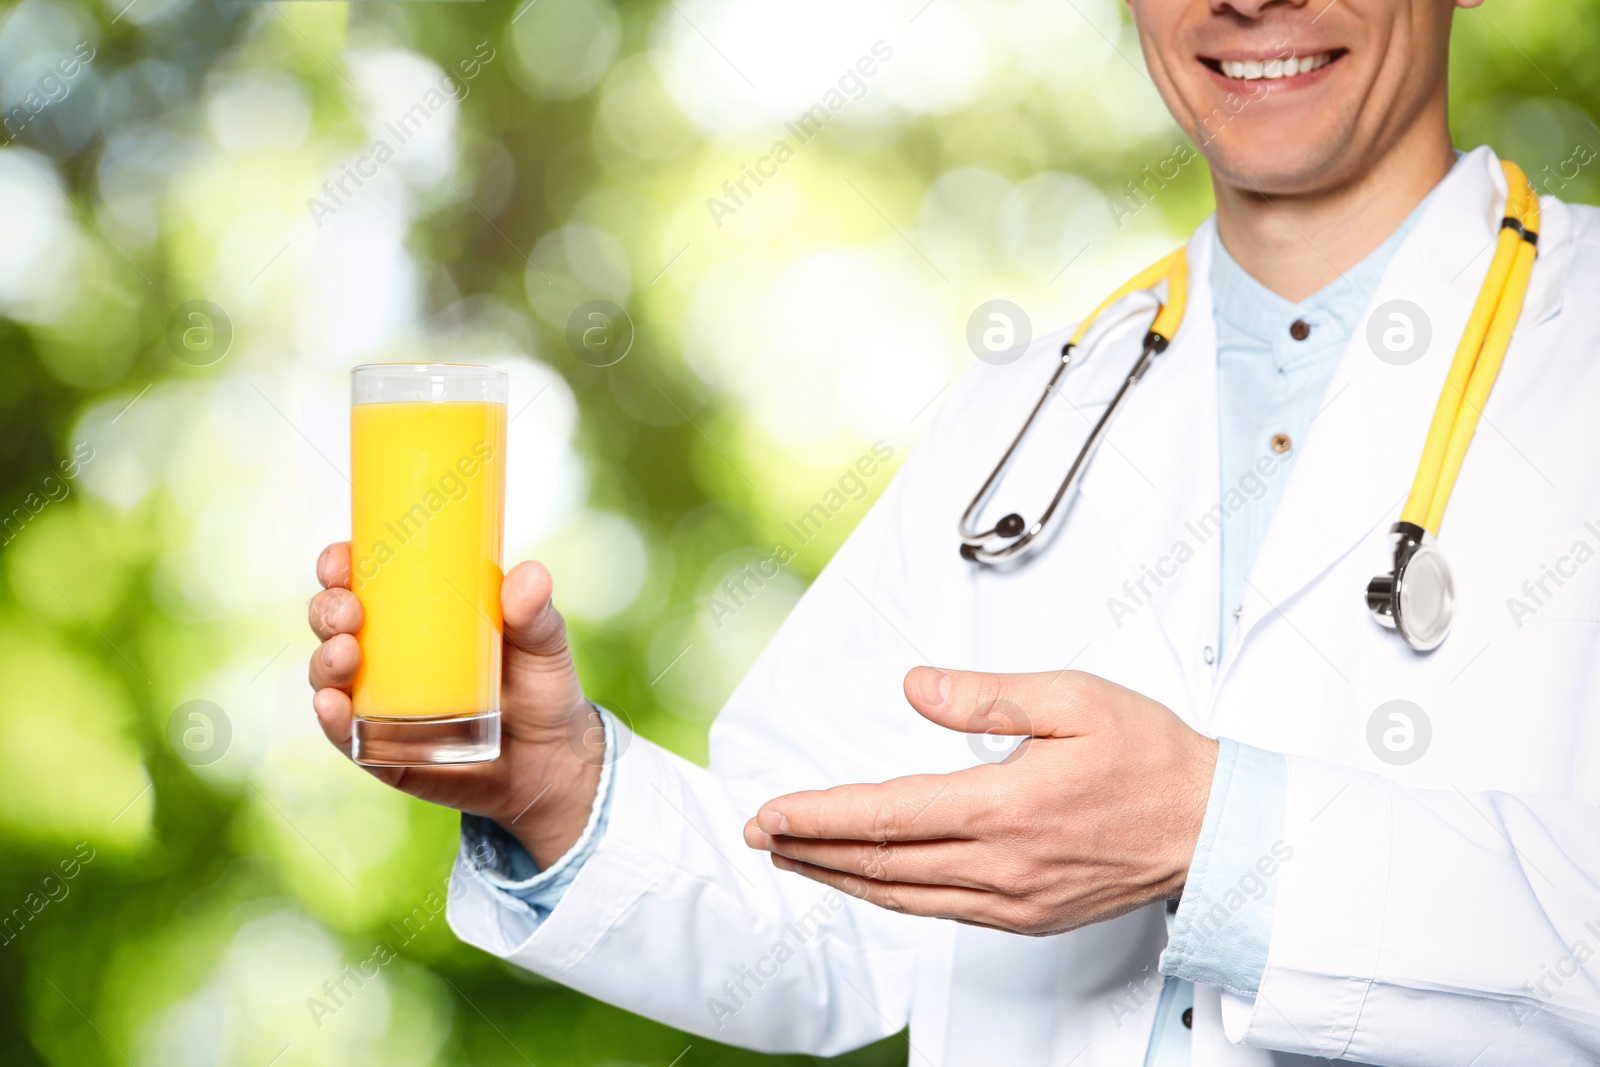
[1366,522,1455,652]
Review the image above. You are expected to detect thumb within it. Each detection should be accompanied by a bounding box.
[902,666,1097,740]
[498,560,591,734]
[501,560,570,657]
[500,562,586,710]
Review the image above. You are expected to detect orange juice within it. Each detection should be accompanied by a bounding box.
[350,399,506,720]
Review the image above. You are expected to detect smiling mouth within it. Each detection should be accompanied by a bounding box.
[1199,48,1347,82]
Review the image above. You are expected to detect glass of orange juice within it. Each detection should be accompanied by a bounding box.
[349,364,507,765]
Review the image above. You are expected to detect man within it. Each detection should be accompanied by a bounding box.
[308,0,1600,1062]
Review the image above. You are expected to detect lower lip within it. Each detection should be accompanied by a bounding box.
[1202,54,1344,95]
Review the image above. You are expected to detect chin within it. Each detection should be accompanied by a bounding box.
[1198,127,1363,198]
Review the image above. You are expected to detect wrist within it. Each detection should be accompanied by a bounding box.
[492,724,604,868]
[1168,733,1220,896]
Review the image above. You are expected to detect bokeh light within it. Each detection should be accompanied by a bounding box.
[0,0,1594,1062]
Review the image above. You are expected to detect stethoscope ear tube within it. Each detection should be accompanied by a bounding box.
[957,344,1076,562]
[958,331,1166,564]
[959,263,1179,565]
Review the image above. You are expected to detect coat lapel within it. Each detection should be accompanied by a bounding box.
[1077,231,1221,711]
[1222,146,1565,679]
[1069,146,1570,708]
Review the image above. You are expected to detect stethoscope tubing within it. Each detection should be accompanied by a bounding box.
[957,160,1541,655]
[958,297,1163,563]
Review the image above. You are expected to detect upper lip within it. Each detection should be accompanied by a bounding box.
[1199,46,1345,63]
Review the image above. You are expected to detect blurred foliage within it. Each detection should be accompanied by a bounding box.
[0,0,1594,1063]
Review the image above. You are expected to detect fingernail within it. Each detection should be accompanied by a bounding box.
[771,855,798,873]
[914,667,950,706]
[757,809,790,835]
[321,642,333,667]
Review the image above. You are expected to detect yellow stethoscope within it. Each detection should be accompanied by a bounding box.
[959,161,1540,652]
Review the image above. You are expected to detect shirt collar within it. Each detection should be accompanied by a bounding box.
[1209,158,1456,371]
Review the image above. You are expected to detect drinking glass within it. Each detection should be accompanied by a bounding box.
[349,363,507,765]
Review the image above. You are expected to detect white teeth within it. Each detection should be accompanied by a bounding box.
[1220,51,1333,80]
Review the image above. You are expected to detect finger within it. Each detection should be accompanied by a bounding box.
[317,542,352,591]
[307,587,364,641]
[311,688,405,787]
[755,774,977,843]
[312,687,355,756]
[309,633,361,691]
[769,855,1003,925]
[760,834,1004,892]
[903,666,1103,739]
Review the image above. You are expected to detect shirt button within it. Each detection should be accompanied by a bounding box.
[1203,645,1215,665]
[1271,432,1292,454]
[1290,319,1311,341]
[1182,1007,1194,1029]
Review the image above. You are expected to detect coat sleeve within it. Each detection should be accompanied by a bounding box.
[1219,752,1600,1065]
[446,429,960,1055]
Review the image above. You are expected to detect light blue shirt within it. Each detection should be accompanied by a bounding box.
[1212,200,1429,658]
[1151,180,1442,1064]
[461,182,1442,1063]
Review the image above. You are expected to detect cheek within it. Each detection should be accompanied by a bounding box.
[1127,5,1211,121]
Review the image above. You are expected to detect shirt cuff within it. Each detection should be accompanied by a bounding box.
[1160,738,1288,997]
[459,706,618,926]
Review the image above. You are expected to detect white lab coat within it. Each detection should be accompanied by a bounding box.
[448,146,1600,1066]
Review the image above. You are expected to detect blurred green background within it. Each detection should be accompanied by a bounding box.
[0,0,1593,1063]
